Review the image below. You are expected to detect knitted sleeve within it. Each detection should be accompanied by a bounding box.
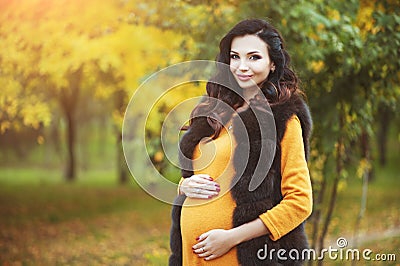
[259,115,313,241]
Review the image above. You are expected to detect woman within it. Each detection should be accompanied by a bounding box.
[170,18,313,265]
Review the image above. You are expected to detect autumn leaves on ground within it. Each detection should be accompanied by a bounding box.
[1,161,399,265]
[0,173,171,265]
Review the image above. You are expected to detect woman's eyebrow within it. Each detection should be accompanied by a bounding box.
[229,50,262,55]
[247,50,262,55]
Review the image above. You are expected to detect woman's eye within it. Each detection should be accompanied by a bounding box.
[230,54,239,59]
[250,55,261,60]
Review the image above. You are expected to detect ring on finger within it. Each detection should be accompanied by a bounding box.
[201,247,205,252]
[195,188,201,193]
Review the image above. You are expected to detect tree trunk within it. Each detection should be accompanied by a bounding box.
[117,131,129,184]
[317,104,344,266]
[352,130,370,266]
[318,172,340,264]
[309,176,326,266]
[310,159,328,259]
[377,104,391,167]
[61,66,82,182]
[65,107,76,181]
[115,89,129,184]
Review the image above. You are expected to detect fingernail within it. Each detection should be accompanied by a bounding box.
[196,237,200,241]
[208,195,213,198]
[208,177,214,181]
[216,187,220,192]
[215,183,220,187]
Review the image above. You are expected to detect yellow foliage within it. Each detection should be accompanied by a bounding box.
[356,158,372,179]
[20,99,52,129]
[356,0,384,37]
[37,135,45,145]
[0,121,11,134]
[94,84,115,100]
[310,60,325,73]
[317,23,325,32]
[0,0,193,134]
[337,178,347,192]
[153,151,164,162]
[0,75,52,132]
[327,8,340,21]
[309,23,325,41]
[112,110,124,128]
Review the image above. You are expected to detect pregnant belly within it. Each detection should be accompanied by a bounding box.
[181,190,236,243]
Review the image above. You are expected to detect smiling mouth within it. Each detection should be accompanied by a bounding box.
[236,74,253,81]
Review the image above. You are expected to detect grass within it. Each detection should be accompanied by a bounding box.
[0,135,399,265]
[312,149,400,265]
[330,152,399,235]
[1,163,398,266]
[0,167,172,265]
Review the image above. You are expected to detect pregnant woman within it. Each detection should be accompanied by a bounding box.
[169,18,313,265]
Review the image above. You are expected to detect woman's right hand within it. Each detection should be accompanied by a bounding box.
[179,174,220,199]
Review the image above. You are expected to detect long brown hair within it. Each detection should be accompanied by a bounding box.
[187,19,302,138]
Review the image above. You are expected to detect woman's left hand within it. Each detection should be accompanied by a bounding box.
[192,229,237,261]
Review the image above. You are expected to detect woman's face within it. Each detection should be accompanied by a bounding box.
[229,34,275,89]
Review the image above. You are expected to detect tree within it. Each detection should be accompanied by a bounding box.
[0,0,190,181]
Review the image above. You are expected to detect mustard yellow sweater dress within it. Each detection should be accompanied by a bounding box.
[180,115,313,265]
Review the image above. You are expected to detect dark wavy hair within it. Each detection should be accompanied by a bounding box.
[188,18,301,138]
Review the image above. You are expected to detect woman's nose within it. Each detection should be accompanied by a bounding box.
[239,61,249,72]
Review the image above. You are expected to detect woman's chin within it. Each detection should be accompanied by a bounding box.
[236,80,258,89]
[239,83,260,91]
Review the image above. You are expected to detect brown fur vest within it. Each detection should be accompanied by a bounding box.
[169,94,312,265]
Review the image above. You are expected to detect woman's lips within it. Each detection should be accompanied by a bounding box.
[236,74,253,81]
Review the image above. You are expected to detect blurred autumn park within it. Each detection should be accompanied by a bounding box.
[0,0,399,265]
